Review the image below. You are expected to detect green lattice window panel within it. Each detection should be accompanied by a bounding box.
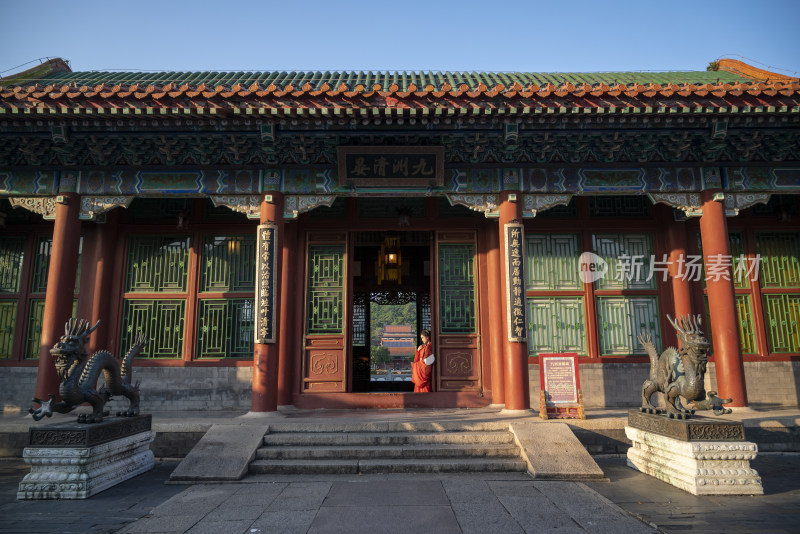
[24,299,77,359]
[527,297,586,355]
[121,299,186,358]
[199,235,256,292]
[196,299,254,358]
[0,237,25,294]
[29,237,84,294]
[593,233,655,290]
[306,245,344,334]
[526,234,581,290]
[757,232,800,288]
[762,294,800,353]
[597,296,661,356]
[697,232,749,289]
[589,196,650,218]
[125,236,190,293]
[702,295,757,355]
[0,300,17,359]
[438,243,476,334]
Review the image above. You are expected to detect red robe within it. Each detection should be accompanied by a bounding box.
[412,342,433,393]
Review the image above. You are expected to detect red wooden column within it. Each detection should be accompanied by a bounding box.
[252,193,284,412]
[277,221,296,407]
[699,190,748,406]
[486,222,505,406]
[35,193,82,401]
[666,220,693,320]
[88,209,119,354]
[499,191,530,410]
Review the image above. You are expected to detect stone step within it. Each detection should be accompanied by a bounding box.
[264,421,511,433]
[262,431,514,447]
[256,442,521,460]
[249,457,527,475]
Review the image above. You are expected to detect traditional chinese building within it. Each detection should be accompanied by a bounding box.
[380,325,416,370]
[0,58,798,413]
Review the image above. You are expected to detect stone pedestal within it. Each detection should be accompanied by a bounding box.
[17,415,154,500]
[626,410,762,495]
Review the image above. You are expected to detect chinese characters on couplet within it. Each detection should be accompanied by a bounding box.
[256,224,277,344]
[612,254,762,283]
[505,223,527,342]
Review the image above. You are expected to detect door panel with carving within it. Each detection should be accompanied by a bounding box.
[302,233,347,392]
[436,232,480,391]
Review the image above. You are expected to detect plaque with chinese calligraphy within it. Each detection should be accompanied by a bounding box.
[337,146,444,187]
[504,222,527,342]
[255,224,277,344]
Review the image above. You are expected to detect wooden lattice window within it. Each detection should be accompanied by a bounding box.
[0,237,25,359]
[438,243,476,334]
[525,234,586,356]
[592,232,661,355]
[757,231,800,354]
[196,235,256,359]
[122,235,190,359]
[0,234,82,360]
[697,232,757,355]
[306,245,345,335]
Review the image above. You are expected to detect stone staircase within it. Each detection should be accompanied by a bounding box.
[249,421,527,475]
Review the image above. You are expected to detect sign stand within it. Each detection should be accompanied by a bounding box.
[539,353,585,420]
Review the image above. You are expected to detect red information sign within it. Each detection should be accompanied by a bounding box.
[539,353,585,419]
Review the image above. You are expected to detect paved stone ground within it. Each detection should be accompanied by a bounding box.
[588,454,800,534]
[2,455,798,533]
[0,460,185,534]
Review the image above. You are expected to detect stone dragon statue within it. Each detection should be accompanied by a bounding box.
[638,314,733,418]
[29,318,147,424]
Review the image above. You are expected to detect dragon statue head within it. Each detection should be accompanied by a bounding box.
[51,318,99,382]
[667,314,710,360]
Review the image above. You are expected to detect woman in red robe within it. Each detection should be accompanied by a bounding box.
[412,329,433,393]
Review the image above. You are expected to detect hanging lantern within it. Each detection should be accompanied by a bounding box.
[378,235,402,285]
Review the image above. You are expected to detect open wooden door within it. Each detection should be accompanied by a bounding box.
[435,231,481,391]
[301,231,347,392]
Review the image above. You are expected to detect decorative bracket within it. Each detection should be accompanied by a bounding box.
[648,193,704,218]
[650,192,771,218]
[210,195,262,219]
[522,194,572,218]
[284,195,336,219]
[9,197,58,220]
[445,194,499,218]
[79,196,134,221]
[725,193,771,216]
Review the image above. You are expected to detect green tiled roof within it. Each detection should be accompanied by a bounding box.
[6,69,751,90]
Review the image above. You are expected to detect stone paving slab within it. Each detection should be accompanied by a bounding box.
[169,423,267,482]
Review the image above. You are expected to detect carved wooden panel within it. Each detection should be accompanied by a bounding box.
[436,232,480,392]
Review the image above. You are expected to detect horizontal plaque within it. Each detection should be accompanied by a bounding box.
[337,146,444,187]
[628,409,746,442]
[28,414,152,448]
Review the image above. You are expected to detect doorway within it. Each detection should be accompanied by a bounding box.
[350,231,432,392]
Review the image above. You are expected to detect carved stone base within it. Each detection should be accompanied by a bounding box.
[625,425,763,495]
[17,416,154,500]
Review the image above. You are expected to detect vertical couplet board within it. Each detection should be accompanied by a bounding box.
[504,221,527,342]
[255,223,277,344]
[302,232,347,392]
[436,231,480,391]
[539,353,585,419]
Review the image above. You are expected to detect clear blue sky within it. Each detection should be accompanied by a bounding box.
[1,0,798,76]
